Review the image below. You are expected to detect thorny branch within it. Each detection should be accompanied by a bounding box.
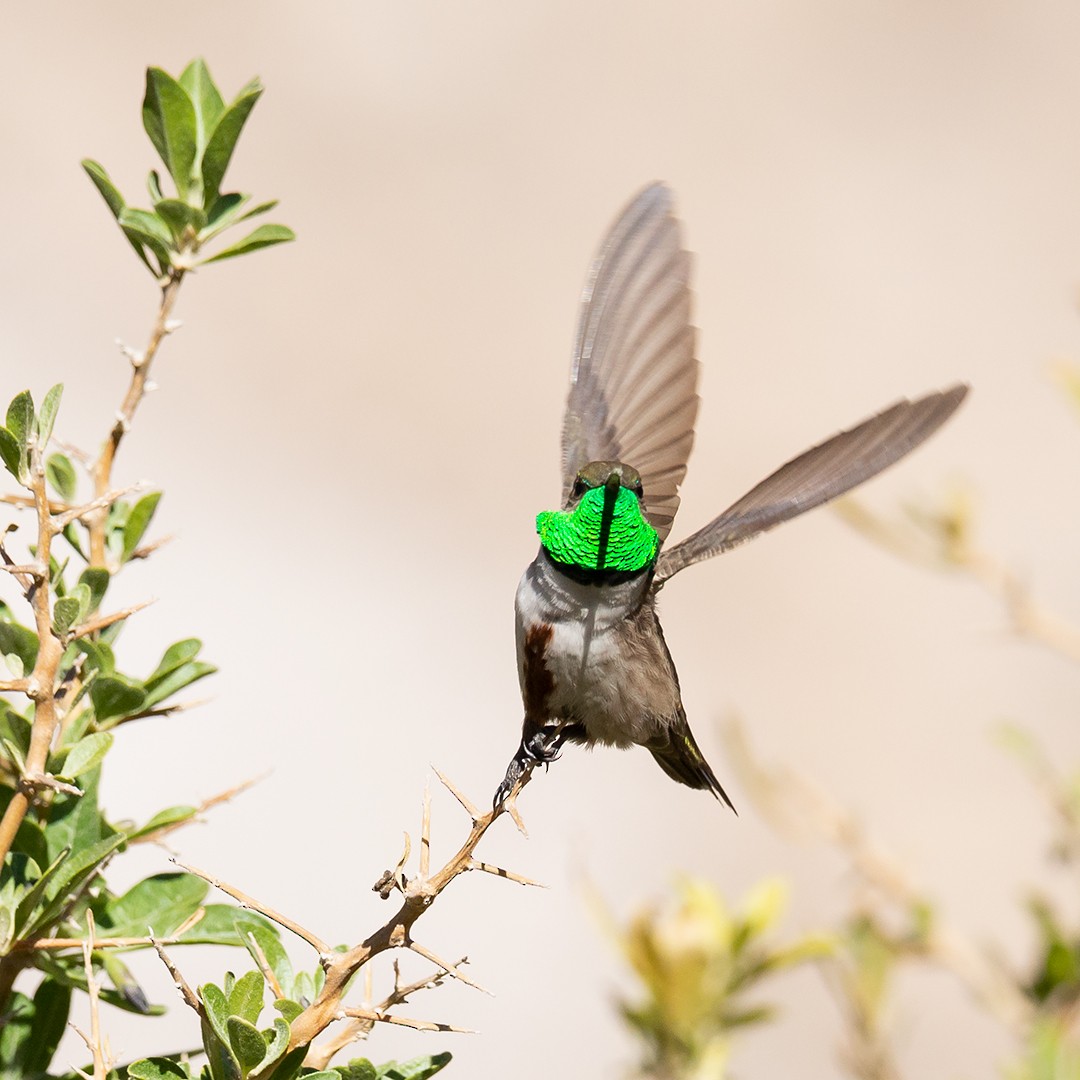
[167,766,540,1065]
[306,956,463,1069]
[89,274,183,566]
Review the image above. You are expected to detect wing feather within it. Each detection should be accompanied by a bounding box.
[654,385,969,583]
[561,183,698,543]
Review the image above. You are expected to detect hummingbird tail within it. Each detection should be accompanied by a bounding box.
[648,717,737,813]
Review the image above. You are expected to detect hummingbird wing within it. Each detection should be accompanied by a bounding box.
[654,384,969,584]
[561,183,698,544]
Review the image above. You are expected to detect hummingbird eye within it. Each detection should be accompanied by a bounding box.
[632,479,644,499]
[572,476,587,498]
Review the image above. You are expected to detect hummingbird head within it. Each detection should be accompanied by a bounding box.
[536,460,659,574]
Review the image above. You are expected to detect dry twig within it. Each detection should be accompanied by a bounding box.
[836,496,1080,665]
[69,912,111,1080]
[158,765,537,1062]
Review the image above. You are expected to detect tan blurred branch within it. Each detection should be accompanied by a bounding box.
[836,495,1080,665]
[723,717,1035,1040]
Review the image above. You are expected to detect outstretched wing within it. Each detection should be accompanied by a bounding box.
[654,384,969,584]
[561,183,698,544]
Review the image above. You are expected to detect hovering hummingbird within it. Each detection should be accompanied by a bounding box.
[495,183,967,810]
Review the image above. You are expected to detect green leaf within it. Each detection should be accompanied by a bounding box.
[119,207,173,270]
[122,491,162,560]
[76,637,115,675]
[338,1062,377,1080]
[0,707,31,759]
[78,567,110,613]
[201,79,263,207]
[155,198,207,242]
[71,583,92,626]
[374,1056,453,1080]
[237,198,278,222]
[272,997,303,1023]
[52,594,82,636]
[226,1015,266,1072]
[13,847,68,936]
[4,395,33,485]
[201,224,295,265]
[291,969,315,1007]
[101,872,208,939]
[147,169,165,204]
[43,765,111,862]
[0,608,38,672]
[102,951,151,1012]
[83,159,164,274]
[227,969,264,1026]
[149,638,202,680]
[202,1015,242,1080]
[0,990,34,1075]
[59,731,113,780]
[143,67,198,199]
[125,804,197,843]
[36,384,63,447]
[91,674,147,722]
[46,452,77,501]
[173,905,275,947]
[128,1059,192,1080]
[200,981,232,1043]
[34,951,165,1017]
[6,391,33,450]
[180,58,226,151]
[62,521,87,560]
[81,159,126,219]
[259,1018,289,1069]
[19,834,122,940]
[242,920,293,998]
[199,192,252,242]
[1,737,25,775]
[42,832,124,906]
[23,979,72,1073]
[0,427,23,483]
[142,659,215,709]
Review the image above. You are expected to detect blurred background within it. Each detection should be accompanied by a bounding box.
[2,1,1079,1075]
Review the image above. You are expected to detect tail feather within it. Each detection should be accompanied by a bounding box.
[648,716,736,813]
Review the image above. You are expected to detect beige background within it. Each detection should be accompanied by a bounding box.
[3,1,1079,1075]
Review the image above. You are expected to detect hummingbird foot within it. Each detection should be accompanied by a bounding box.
[494,722,586,806]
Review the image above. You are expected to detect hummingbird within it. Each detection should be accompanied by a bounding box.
[495,183,967,810]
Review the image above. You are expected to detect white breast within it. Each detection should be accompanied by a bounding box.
[514,552,668,747]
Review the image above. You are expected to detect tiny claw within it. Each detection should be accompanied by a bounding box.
[493,757,524,809]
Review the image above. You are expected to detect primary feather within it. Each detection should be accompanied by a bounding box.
[655,385,969,584]
[561,183,698,544]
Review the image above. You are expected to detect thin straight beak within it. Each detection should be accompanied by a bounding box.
[596,471,621,571]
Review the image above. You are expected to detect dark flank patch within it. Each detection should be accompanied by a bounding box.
[522,623,555,721]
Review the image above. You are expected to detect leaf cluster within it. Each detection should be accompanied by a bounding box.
[82,60,293,278]
[0,383,228,1071]
[122,1052,450,1080]
[614,877,832,1080]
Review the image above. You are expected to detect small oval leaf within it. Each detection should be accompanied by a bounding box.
[60,732,113,780]
[46,453,77,501]
[200,224,295,265]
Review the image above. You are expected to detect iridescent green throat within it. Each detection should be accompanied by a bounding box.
[536,487,659,573]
